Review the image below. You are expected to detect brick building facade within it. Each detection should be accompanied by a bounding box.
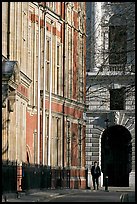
[2,2,87,189]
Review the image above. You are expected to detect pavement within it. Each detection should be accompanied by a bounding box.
[2,186,135,202]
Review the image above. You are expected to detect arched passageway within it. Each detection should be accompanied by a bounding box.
[101,125,132,187]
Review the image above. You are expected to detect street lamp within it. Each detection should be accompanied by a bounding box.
[2,60,17,106]
[104,117,110,191]
[2,60,17,77]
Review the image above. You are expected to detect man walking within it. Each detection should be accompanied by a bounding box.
[91,161,101,190]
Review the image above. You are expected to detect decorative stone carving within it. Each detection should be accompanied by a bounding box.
[8,90,16,112]
[114,111,120,125]
[13,62,20,83]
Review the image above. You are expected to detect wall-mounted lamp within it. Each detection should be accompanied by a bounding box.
[2,60,17,77]
[2,60,18,106]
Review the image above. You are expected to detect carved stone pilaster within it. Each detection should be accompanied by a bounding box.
[8,90,16,112]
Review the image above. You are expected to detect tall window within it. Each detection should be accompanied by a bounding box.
[57,45,60,95]
[110,88,125,110]
[109,25,127,64]
[78,123,82,167]
[46,116,49,164]
[67,28,71,98]
[46,40,50,91]
[77,34,84,102]
[67,121,71,167]
[56,118,60,166]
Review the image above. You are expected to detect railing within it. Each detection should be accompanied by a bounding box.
[22,163,52,190]
[21,164,70,190]
[2,160,17,193]
[3,161,89,192]
[100,64,135,74]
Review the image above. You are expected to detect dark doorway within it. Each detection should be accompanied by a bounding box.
[101,125,132,187]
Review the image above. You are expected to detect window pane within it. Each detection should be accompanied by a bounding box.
[47,40,50,61]
[46,63,49,91]
[57,45,59,66]
[109,26,127,64]
[110,88,125,110]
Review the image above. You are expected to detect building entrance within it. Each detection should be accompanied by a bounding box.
[101,125,132,187]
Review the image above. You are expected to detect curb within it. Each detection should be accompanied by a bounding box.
[2,188,135,202]
[120,192,135,202]
[2,191,27,202]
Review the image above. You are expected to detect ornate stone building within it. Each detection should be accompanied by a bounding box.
[2,2,87,189]
[86,2,135,188]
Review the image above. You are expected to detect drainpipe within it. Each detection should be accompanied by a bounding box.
[42,12,47,165]
[37,6,41,164]
[33,16,36,106]
[48,20,53,166]
[7,2,10,59]
[62,2,65,169]
[7,110,10,161]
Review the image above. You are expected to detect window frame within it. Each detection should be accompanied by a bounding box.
[110,88,125,110]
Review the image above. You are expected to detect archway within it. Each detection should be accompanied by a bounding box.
[101,125,132,187]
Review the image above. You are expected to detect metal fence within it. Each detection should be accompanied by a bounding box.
[2,161,72,192]
[21,163,70,191]
[2,160,17,193]
[22,163,52,190]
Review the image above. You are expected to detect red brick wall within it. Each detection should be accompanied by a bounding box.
[70,168,86,189]
[26,111,37,164]
[17,84,28,98]
[44,99,83,119]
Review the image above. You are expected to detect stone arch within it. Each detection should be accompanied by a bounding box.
[109,14,127,26]
[101,125,132,187]
[101,12,127,27]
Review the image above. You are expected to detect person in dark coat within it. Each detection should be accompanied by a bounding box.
[91,161,101,190]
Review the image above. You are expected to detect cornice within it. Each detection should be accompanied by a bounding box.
[20,71,32,88]
[17,91,29,102]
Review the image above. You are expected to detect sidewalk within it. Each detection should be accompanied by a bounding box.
[2,188,75,202]
[2,187,135,202]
